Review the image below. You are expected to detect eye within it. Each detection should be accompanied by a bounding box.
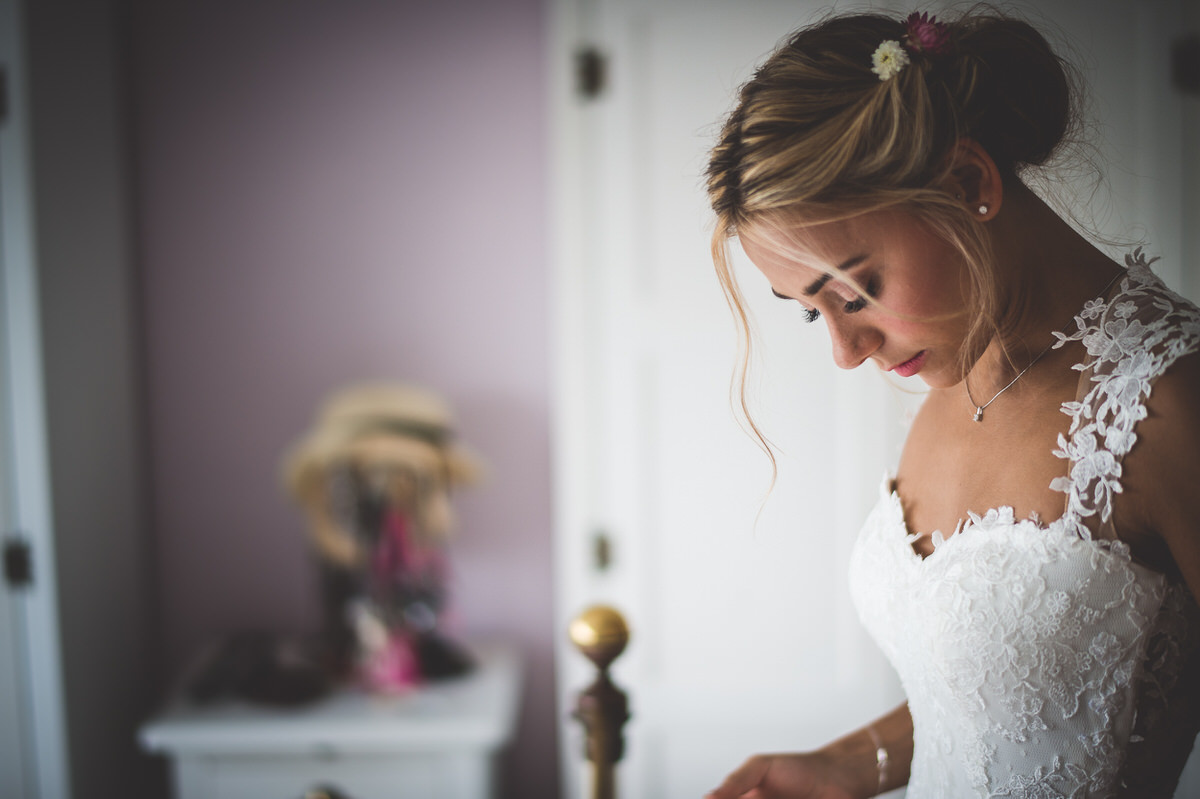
[774,288,822,323]
[841,276,879,314]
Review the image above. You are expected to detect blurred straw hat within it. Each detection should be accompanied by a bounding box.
[283,382,483,504]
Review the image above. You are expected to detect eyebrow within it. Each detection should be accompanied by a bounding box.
[771,253,869,300]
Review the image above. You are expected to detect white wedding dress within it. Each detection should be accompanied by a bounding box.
[848,252,1200,798]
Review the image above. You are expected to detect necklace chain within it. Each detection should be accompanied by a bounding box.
[965,343,1056,421]
[965,271,1122,422]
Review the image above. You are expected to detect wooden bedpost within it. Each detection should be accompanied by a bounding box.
[570,605,631,799]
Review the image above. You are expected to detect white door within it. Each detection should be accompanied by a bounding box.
[0,0,71,796]
[552,2,914,797]
[551,1,1197,798]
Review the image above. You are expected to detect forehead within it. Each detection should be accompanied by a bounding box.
[738,209,933,273]
[738,214,874,277]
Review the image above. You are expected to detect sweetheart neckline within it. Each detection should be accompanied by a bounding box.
[882,478,1066,561]
[877,480,1131,567]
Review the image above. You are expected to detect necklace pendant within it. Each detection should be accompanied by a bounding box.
[973,407,984,422]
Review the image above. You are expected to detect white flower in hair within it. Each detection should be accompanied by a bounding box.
[871,40,910,81]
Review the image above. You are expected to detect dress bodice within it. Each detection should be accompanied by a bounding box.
[847,252,1200,798]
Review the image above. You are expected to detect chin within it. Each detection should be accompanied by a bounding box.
[915,367,959,390]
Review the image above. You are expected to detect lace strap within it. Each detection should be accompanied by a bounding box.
[1050,250,1200,539]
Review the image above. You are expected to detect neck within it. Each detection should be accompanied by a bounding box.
[967,181,1122,395]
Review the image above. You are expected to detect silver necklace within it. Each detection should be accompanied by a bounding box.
[965,271,1122,422]
[965,342,1057,422]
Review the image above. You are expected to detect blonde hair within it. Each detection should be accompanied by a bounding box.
[706,8,1083,459]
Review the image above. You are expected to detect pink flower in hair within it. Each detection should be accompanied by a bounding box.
[904,12,950,55]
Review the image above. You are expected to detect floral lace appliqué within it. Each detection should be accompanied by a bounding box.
[1050,249,1200,535]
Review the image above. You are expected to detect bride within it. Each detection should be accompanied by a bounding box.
[703,9,1200,798]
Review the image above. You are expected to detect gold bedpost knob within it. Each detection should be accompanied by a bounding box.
[570,605,631,799]
[569,604,630,673]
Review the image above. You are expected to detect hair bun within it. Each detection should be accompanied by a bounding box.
[952,17,1074,173]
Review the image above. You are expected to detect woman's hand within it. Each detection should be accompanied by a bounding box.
[705,703,913,799]
[703,751,857,799]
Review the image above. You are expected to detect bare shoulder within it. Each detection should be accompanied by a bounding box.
[1122,348,1200,592]
[1127,347,1200,502]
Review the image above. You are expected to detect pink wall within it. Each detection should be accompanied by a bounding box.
[132,2,556,796]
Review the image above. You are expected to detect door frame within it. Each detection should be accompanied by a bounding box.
[0,0,72,796]
[548,0,599,794]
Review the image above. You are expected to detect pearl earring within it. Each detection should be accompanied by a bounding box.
[978,204,989,215]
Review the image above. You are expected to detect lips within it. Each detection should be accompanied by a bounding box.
[890,350,927,378]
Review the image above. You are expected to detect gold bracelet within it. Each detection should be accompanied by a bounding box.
[865,725,889,797]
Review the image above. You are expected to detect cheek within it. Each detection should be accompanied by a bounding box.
[884,272,971,334]
[881,306,958,340]
[892,239,971,311]
[883,306,972,369]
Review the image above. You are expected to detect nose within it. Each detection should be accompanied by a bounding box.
[827,316,880,370]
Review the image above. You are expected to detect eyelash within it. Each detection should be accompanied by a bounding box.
[801,277,878,323]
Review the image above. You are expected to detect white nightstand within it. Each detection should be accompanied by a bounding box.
[140,641,522,799]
